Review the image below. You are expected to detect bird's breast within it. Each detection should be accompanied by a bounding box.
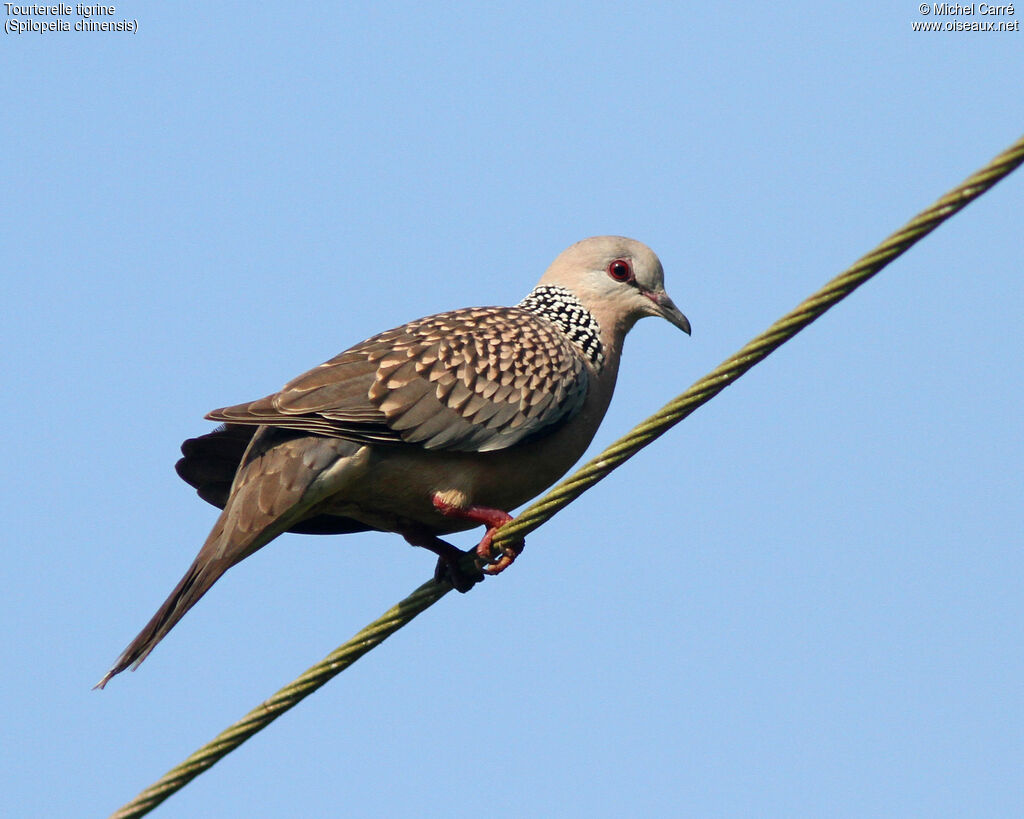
[317,391,610,535]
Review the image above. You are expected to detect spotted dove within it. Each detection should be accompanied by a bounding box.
[96,236,690,687]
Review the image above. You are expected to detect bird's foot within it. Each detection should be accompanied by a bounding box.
[433,554,484,593]
[403,529,483,593]
[431,496,525,576]
[476,525,524,575]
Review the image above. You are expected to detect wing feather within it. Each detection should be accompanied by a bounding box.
[206,306,590,453]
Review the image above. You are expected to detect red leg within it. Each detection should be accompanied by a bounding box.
[431,495,525,576]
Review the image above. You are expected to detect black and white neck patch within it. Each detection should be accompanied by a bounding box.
[518,285,605,369]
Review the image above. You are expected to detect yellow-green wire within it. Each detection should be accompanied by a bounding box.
[109,133,1024,819]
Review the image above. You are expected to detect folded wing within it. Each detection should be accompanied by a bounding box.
[207,306,590,453]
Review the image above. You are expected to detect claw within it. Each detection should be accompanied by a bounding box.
[404,528,483,593]
[476,526,524,575]
[433,553,484,593]
[431,495,526,575]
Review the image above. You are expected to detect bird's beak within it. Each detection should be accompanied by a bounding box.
[646,289,691,335]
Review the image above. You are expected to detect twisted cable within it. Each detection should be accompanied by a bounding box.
[109,133,1024,818]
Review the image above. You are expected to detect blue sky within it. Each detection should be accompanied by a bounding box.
[3,3,1022,817]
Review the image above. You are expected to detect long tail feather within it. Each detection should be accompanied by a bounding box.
[94,552,231,689]
[96,428,359,688]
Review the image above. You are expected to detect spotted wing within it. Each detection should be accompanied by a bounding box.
[207,306,590,453]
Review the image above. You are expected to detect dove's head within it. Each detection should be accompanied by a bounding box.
[537,236,691,338]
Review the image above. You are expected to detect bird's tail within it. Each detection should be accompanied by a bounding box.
[95,428,359,689]
[94,549,232,689]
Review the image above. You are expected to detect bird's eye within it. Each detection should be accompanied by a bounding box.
[607,259,634,282]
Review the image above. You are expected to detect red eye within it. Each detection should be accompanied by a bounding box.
[607,259,634,282]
